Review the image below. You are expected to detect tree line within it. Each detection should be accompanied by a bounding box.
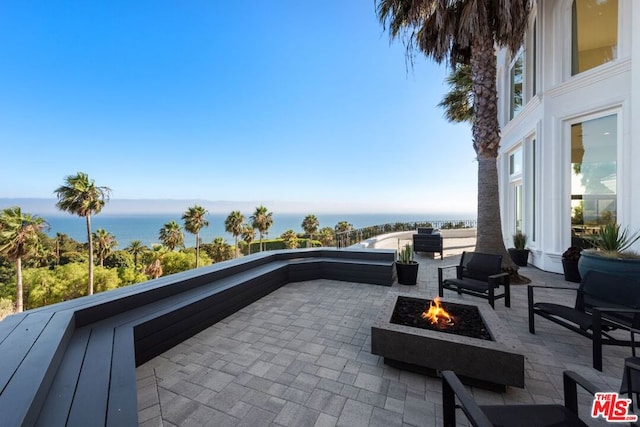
[0,172,350,318]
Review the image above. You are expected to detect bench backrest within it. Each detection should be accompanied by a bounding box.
[417,227,434,234]
[459,251,503,282]
[576,270,640,327]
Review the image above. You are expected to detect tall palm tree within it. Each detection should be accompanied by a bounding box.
[377,0,530,270]
[182,205,209,268]
[126,240,147,271]
[0,207,48,312]
[93,228,117,267]
[159,220,184,251]
[241,224,255,255]
[250,205,273,252]
[55,171,111,295]
[225,211,245,258]
[301,214,319,248]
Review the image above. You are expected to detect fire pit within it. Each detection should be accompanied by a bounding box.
[371,293,524,390]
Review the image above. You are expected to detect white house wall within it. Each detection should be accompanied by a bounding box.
[496,0,637,274]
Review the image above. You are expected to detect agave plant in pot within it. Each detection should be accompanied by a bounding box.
[508,232,530,267]
[578,223,640,280]
[396,243,419,285]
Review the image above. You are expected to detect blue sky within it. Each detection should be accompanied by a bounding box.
[0,0,476,215]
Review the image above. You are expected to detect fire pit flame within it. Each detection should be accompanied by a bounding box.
[421,297,453,326]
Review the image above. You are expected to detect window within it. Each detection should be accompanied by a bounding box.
[571,0,618,75]
[509,51,524,119]
[509,147,523,176]
[508,16,536,121]
[509,147,524,233]
[570,114,617,243]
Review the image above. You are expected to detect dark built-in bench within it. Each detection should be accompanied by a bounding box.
[0,248,396,427]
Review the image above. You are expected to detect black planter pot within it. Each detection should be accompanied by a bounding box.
[396,262,419,285]
[562,259,581,283]
[508,248,530,267]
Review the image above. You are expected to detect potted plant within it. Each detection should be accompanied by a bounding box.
[508,232,529,267]
[578,223,640,280]
[396,243,419,285]
[561,246,582,283]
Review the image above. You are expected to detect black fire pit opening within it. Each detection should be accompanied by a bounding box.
[390,296,492,341]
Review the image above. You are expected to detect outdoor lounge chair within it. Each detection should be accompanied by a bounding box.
[621,356,640,411]
[528,270,640,371]
[442,370,597,426]
[438,251,510,308]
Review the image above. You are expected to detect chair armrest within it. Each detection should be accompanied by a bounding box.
[527,284,580,291]
[563,370,598,414]
[488,272,509,286]
[591,307,640,332]
[437,264,458,273]
[527,285,578,305]
[441,371,493,427]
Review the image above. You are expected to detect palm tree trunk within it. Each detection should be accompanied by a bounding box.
[16,257,23,313]
[235,236,239,258]
[86,215,94,295]
[471,34,517,271]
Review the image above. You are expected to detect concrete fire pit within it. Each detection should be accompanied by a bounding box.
[371,293,525,390]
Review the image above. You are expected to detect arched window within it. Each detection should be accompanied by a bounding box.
[571,0,618,75]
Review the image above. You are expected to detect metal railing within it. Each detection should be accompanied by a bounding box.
[334,219,477,248]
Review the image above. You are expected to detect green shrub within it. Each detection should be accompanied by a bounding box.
[0,297,14,320]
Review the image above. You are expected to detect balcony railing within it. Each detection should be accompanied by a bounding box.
[334,219,477,248]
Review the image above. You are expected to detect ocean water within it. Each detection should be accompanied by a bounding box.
[44,213,475,248]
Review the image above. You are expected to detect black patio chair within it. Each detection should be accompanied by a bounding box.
[528,270,640,371]
[621,356,640,411]
[442,370,598,426]
[438,251,510,308]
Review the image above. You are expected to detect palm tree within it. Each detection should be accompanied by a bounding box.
[0,207,48,312]
[126,240,147,271]
[55,171,111,295]
[208,237,233,262]
[250,205,273,252]
[145,244,166,279]
[438,63,474,124]
[281,230,299,250]
[241,224,255,255]
[301,214,320,248]
[159,220,184,251]
[318,227,335,247]
[182,205,209,268]
[225,211,245,258]
[377,0,530,270]
[93,228,117,267]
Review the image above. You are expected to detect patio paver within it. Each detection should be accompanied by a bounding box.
[138,254,633,426]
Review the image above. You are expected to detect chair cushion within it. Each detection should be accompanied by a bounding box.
[443,278,490,293]
[481,404,588,427]
[534,303,594,330]
[534,302,618,330]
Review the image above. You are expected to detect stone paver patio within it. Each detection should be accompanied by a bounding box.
[137,253,635,426]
